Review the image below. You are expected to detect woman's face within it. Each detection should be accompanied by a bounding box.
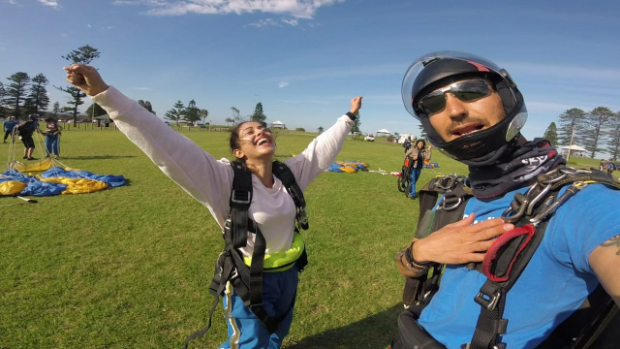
[233,122,275,160]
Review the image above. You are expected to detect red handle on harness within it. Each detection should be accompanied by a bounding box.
[482,224,536,282]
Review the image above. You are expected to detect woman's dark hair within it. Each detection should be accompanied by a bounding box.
[229,121,268,152]
[416,139,426,149]
[44,117,57,123]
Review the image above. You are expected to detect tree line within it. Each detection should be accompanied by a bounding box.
[543,107,620,160]
[0,45,101,127]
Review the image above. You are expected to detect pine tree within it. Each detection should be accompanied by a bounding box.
[138,100,155,114]
[56,45,101,126]
[543,122,558,146]
[165,101,185,127]
[86,103,107,118]
[418,123,427,140]
[605,111,620,161]
[251,102,267,122]
[0,82,6,117]
[557,108,586,147]
[24,73,50,115]
[582,107,614,158]
[52,102,60,117]
[350,113,361,134]
[184,99,201,125]
[5,72,30,119]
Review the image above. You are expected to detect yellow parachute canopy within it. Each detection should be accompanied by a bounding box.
[0,180,28,196]
[39,177,108,195]
[10,158,54,173]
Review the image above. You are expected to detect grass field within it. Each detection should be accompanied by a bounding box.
[0,128,607,349]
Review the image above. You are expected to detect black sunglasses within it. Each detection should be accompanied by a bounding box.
[417,79,493,116]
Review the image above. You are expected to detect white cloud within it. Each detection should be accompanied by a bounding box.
[133,87,153,91]
[247,18,281,27]
[282,18,298,26]
[87,24,91,28]
[278,81,289,88]
[39,0,60,9]
[7,0,18,4]
[114,0,345,19]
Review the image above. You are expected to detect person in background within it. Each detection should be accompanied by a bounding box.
[3,116,19,143]
[404,139,432,199]
[14,114,41,160]
[43,117,62,158]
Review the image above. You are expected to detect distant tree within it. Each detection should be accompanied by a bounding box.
[165,101,185,127]
[231,106,244,125]
[199,109,209,124]
[543,122,558,146]
[605,111,620,161]
[184,99,201,125]
[350,113,361,134]
[295,127,306,132]
[85,102,107,118]
[138,100,155,114]
[250,102,267,122]
[418,123,427,140]
[56,45,101,126]
[225,117,235,126]
[557,108,586,154]
[318,126,324,134]
[5,72,30,119]
[52,101,60,117]
[0,82,6,117]
[24,73,50,115]
[582,106,613,158]
[394,132,400,139]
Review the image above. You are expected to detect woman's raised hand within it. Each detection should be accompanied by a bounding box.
[350,96,363,115]
[63,64,109,97]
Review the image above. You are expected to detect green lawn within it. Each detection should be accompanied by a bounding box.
[0,129,606,349]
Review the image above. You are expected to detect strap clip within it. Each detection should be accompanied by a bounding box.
[231,189,251,204]
[475,290,501,310]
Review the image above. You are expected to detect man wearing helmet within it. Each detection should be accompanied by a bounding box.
[394,52,619,348]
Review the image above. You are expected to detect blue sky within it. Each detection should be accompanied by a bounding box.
[2,0,620,140]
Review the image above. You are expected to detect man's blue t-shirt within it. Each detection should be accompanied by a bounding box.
[3,120,19,131]
[418,184,619,348]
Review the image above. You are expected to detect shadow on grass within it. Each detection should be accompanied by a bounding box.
[290,303,402,349]
[63,155,137,160]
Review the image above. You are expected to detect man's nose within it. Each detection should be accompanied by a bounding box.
[444,93,468,120]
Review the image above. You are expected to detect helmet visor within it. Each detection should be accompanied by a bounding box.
[401,51,504,118]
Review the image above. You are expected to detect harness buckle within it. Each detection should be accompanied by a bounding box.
[231,190,251,204]
[475,291,501,310]
[298,208,308,225]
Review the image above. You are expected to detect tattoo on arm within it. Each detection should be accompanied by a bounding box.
[600,234,620,256]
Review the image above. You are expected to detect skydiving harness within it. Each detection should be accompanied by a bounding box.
[397,156,416,194]
[184,161,309,349]
[396,166,620,349]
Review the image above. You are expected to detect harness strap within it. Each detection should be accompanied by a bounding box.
[184,252,235,349]
[273,161,309,230]
[230,163,252,249]
[466,197,554,349]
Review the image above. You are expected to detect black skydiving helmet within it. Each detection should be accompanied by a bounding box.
[401,51,527,163]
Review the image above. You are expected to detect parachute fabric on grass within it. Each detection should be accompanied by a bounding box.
[326,161,370,173]
[2,130,126,197]
[423,159,440,169]
[1,165,126,197]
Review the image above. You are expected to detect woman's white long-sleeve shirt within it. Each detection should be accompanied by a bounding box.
[93,87,353,256]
